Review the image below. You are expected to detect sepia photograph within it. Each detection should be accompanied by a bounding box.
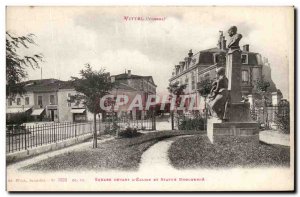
[5,6,294,191]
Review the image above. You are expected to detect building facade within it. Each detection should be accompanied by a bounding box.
[7,70,157,123]
[169,31,279,112]
[111,70,157,120]
[7,79,61,122]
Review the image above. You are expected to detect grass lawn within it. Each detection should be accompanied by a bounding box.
[169,135,290,169]
[21,130,202,172]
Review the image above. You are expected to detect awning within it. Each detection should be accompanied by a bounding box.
[47,105,58,110]
[70,108,86,113]
[6,107,31,114]
[31,108,45,116]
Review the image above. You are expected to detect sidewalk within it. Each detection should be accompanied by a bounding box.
[259,130,290,146]
[7,137,114,171]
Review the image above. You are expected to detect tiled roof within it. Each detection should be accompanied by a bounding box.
[200,47,227,53]
[112,73,152,80]
[112,73,157,86]
[24,79,62,92]
[200,47,257,54]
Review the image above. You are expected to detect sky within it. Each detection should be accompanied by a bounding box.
[6,6,293,99]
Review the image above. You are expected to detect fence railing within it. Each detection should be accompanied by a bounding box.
[250,105,290,129]
[102,116,156,131]
[6,116,156,153]
[6,121,100,153]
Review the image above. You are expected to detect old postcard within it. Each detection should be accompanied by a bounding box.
[5,6,294,191]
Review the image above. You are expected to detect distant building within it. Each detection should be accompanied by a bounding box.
[7,79,61,122]
[169,30,279,112]
[111,70,157,120]
[6,70,157,123]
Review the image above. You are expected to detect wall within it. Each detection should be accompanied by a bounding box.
[6,92,35,109]
[57,89,77,122]
[34,92,58,107]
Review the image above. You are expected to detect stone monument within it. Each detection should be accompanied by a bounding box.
[207,26,259,144]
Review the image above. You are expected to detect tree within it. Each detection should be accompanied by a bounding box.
[256,78,270,92]
[255,77,271,129]
[197,78,213,99]
[167,81,187,130]
[197,78,213,130]
[71,64,115,148]
[275,99,290,134]
[6,31,43,96]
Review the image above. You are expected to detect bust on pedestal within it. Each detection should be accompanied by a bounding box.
[206,26,259,144]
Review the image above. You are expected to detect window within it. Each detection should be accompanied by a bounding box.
[215,54,226,65]
[25,97,29,105]
[214,54,219,64]
[16,98,21,105]
[50,95,55,105]
[241,54,248,64]
[68,93,71,107]
[242,70,249,82]
[191,73,196,90]
[38,96,43,106]
[8,98,12,106]
[185,77,189,84]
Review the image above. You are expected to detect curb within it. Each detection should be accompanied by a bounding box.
[6,134,92,164]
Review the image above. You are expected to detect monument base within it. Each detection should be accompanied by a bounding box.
[227,102,252,122]
[207,117,259,144]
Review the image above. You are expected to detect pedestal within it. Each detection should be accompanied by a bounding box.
[207,118,259,145]
[206,50,259,145]
[226,50,242,103]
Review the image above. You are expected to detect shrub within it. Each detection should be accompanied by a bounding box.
[6,125,28,136]
[178,116,205,131]
[104,122,120,135]
[118,127,140,138]
[275,112,290,134]
[6,112,33,126]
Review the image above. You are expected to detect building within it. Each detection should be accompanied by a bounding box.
[7,79,61,122]
[111,70,157,120]
[6,70,157,123]
[169,30,279,112]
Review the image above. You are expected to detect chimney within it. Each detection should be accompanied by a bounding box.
[127,70,131,77]
[243,44,249,52]
[218,31,227,50]
[188,49,193,57]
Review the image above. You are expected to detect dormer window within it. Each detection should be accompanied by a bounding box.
[241,54,248,64]
[214,54,219,64]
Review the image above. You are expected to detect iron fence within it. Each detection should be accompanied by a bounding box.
[250,105,290,130]
[6,115,156,153]
[173,111,206,131]
[6,121,101,153]
[102,115,156,132]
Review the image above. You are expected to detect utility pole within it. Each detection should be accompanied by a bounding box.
[41,66,43,80]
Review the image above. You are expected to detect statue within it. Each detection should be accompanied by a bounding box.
[227,26,243,53]
[208,67,229,120]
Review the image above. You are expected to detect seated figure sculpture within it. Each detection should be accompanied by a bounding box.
[208,67,229,120]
